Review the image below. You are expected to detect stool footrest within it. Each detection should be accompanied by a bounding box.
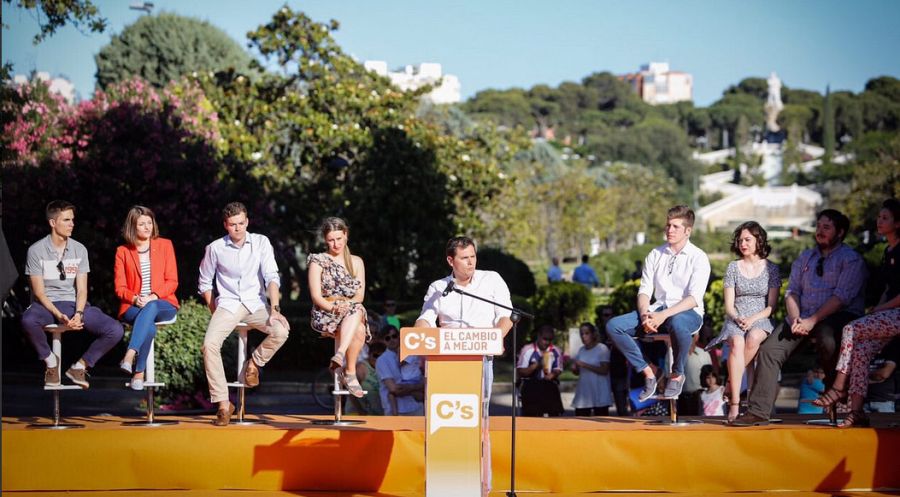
[332,389,368,396]
[44,385,83,391]
[126,382,165,388]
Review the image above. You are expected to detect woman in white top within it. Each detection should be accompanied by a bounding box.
[571,322,613,416]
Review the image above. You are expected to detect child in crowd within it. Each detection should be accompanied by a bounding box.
[798,368,826,414]
[700,366,726,416]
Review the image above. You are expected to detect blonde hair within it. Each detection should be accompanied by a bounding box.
[320,217,356,278]
[122,205,159,246]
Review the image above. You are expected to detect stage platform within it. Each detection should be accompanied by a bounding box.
[3,414,899,495]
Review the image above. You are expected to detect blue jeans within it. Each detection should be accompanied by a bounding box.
[122,300,177,373]
[606,308,702,376]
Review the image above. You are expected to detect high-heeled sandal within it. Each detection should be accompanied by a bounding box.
[839,410,869,428]
[812,386,847,408]
[343,373,365,398]
[329,351,346,372]
[727,402,741,424]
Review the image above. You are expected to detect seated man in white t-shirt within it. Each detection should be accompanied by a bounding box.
[375,326,425,415]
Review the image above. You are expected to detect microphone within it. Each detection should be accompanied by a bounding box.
[442,280,455,297]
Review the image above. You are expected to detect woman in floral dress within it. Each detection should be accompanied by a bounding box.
[814,198,900,427]
[711,221,781,423]
[308,217,369,397]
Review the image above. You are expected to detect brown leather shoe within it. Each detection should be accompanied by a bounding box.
[243,359,260,388]
[44,355,61,387]
[214,402,235,426]
[65,365,90,389]
[729,412,769,427]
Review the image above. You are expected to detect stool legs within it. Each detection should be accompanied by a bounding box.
[312,372,365,426]
[28,330,84,430]
[123,325,178,427]
[228,326,265,425]
[647,337,702,427]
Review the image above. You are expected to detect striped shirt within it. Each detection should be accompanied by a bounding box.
[139,251,151,296]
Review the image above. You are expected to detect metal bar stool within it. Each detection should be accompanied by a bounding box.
[642,333,702,426]
[122,316,178,427]
[312,370,366,426]
[27,324,84,429]
[225,322,266,425]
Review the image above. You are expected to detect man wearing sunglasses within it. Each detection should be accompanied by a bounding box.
[21,200,124,389]
[732,209,866,426]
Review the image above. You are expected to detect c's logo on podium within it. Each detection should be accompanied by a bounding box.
[429,393,478,434]
[403,330,437,351]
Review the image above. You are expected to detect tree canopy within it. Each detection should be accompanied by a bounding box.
[95,12,256,89]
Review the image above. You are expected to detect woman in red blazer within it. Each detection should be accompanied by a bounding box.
[114,206,179,389]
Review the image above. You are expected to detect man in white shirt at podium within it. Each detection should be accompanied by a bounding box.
[415,236,514,492]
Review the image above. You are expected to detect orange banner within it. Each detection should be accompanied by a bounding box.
[400,327,503,361]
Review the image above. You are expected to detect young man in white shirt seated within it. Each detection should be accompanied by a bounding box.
[606,205,711,403]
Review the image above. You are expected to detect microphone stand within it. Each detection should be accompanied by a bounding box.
[449,286,533,497]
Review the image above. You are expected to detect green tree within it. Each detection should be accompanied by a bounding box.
[95,12,256,89]
[196,7,512,298]
[2,0,106,43]
[822,85,835,164]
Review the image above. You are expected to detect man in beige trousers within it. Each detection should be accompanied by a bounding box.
[198,202,290,426]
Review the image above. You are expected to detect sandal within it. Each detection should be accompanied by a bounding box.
[727,402,741,424]
[329,352,346,373]
[812,387,847,408]
[838,410,869,428]
[343,373,365,398]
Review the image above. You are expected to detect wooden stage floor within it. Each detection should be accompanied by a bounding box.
[3,414,899,495]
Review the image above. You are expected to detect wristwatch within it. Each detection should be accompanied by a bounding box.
[272,305,281,313]
[75,310,84,317]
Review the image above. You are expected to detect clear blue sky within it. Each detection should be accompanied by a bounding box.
[4,0,899,105]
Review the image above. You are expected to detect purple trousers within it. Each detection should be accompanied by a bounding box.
[21,301,124,367]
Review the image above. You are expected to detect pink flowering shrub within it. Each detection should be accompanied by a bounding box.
[2,77,235,308]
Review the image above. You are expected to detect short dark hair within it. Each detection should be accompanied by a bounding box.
[581,254,589,263]
[222,201,248,221]
[368,340,387,357]
[817,209,850,241]
[730,221,771,258]
[446,236,477,258]
[667,205,695,228]
[882,198,900,223]
[46,200,75,220]
[537,324,555,338]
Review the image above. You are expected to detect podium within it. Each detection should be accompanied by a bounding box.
[400,327,504,497]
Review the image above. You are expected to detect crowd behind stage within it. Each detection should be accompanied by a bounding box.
[13,198,900,428]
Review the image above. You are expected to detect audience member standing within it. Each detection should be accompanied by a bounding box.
[547,257,564,283]
[571,322,612,416]
[572,255,599,289]
[517,324,565,416]
[375,326,424,415]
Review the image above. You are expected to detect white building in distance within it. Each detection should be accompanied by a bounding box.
[364,61,461,104]
[619,62,692,105]
[13,72,77,104]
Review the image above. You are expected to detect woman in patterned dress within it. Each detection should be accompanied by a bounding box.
[308,217,368,397]
[814,198,900,427]
[715,221,781,423]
